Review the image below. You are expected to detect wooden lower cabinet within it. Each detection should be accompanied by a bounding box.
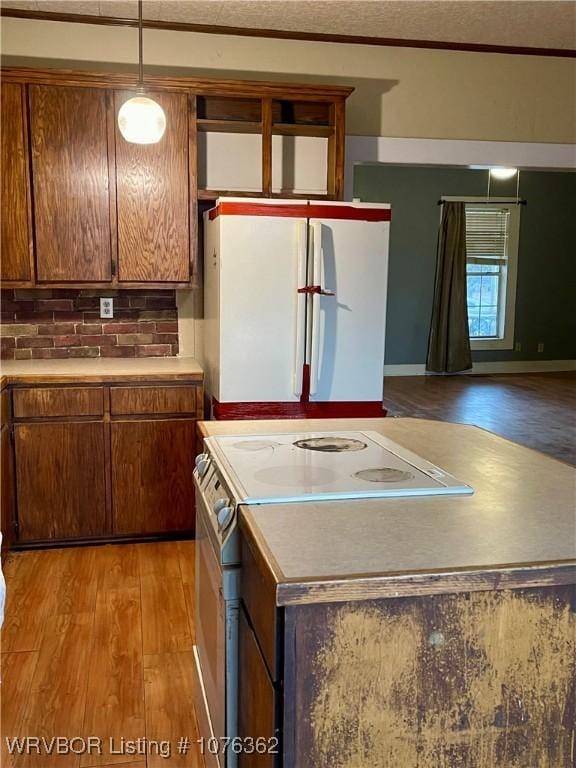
[14,421,107,541]
[111,419,195,535]
[6,381,202,547]
[1,421,16,552]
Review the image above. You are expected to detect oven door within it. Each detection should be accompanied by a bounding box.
[196,490,227,747]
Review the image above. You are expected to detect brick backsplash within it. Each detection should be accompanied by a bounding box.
[0,289,179,360]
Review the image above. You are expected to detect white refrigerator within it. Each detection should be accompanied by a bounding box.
[201,197,391,419]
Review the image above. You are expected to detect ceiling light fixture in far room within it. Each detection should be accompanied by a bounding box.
[117,0,166,144]
[489,167,518,180]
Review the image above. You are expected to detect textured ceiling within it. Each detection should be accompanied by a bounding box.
[2,0,576,50]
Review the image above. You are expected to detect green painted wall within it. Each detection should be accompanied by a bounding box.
[354,166,576,365]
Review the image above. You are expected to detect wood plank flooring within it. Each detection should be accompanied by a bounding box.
[382,372,576,465]
[1,542,204,768]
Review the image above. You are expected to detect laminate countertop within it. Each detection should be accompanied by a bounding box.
[0,356,204,386]
[199,418,576,605]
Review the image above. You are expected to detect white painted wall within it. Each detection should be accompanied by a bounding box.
[197,133,329,194]
[5,16,572,373]
[2,16,575,143]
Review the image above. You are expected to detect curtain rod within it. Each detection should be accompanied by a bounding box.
[437,199,527,206]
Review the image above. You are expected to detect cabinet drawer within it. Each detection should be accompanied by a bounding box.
[13,387,104,419]
[110,385,197,415]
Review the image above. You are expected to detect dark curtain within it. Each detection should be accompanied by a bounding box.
[426,201,472,373]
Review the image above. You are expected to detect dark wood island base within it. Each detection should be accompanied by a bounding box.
[281,584,575,767]
[239,522,575,768]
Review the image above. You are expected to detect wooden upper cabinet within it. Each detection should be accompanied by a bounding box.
[114,90,190,282]
[1,83,32,281]
[1,68,351,287]
[29,85,113,282]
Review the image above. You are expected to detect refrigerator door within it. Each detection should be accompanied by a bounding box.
[307,203,391,403]
[216,199,309,403]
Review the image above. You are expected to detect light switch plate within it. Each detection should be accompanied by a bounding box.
[100,297,114,319]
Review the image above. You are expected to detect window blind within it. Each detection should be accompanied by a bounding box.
[465,206,510,264]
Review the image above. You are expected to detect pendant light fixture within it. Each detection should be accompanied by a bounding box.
[486,167,522,205]
[489,167,518,180]
[117,0,166,144]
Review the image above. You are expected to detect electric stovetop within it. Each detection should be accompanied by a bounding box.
[206,431,473,504]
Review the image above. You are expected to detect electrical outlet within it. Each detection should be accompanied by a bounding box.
[100,297,114,319]
[514,342,522,352]
[537,342,545,353]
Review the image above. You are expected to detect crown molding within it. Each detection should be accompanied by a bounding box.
[2,8,575,59]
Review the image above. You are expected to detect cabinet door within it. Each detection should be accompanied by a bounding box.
[111,419,195,534]
[238,606,279,767]
[29,85,113,282]
[14,421,107,541]
[1,425,16,552]
[1,83,32,281]
[115,90,190,282]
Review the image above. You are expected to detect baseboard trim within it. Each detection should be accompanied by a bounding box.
[384,360,576,376]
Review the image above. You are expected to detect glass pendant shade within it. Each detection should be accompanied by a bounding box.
[118,95,166,144]
[489,167,518,180]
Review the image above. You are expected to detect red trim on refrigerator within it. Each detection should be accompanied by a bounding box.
[209,202,307,220]
[300,363,311,403]
[309,205,391,221]
[208,201,391,222]
[212,397,387,420]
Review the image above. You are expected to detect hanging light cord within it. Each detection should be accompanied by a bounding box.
[137,0,144,93]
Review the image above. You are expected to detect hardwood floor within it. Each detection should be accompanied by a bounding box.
[1,542,204,768]
[382,372,576,465]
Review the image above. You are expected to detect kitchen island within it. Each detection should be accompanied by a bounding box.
[198,418,575,768]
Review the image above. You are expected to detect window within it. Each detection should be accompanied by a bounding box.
[443,197,520,350]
